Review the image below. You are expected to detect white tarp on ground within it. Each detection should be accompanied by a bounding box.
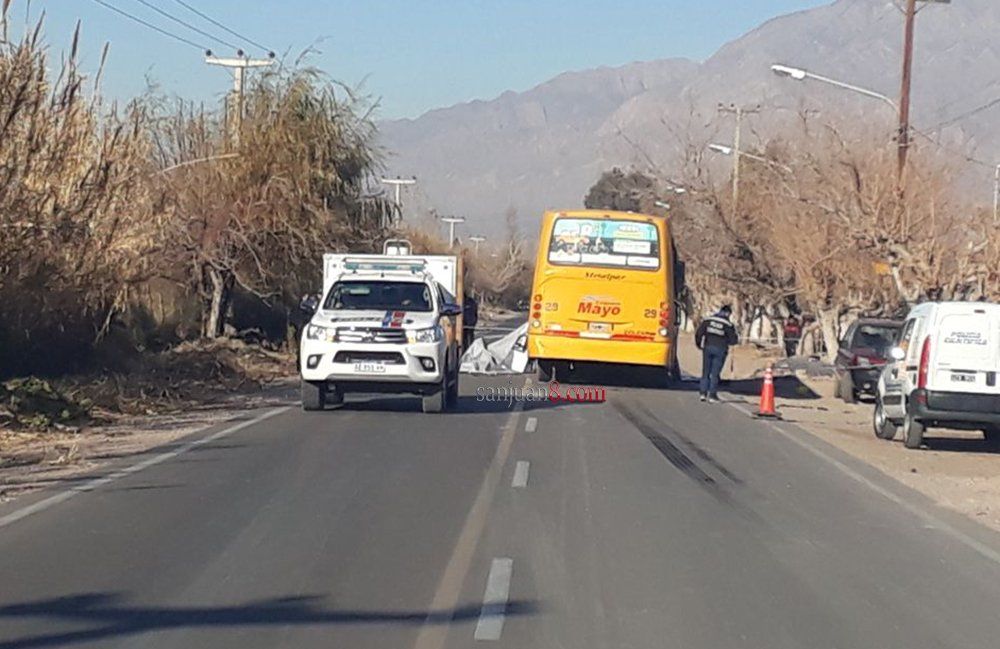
[460,322,529,374]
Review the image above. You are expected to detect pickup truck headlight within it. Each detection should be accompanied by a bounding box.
[856,357,872,367]
[408,325,443,344]
[305,324,334,341]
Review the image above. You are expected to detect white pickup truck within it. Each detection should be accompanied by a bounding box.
[299,246,462,413]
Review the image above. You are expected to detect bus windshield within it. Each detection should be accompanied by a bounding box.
[547,217,660,270]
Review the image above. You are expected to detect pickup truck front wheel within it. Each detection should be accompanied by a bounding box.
[446,365,459,407]
[301,380,327,411]
[422,370,449,414]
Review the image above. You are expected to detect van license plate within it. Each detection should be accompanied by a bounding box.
[354,363,387,374]
[950,372,975,383]
[588,322,611,333]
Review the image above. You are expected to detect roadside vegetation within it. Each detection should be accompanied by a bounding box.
[0,16,530,438]
[587,116,1000,360]
[0,17,395,429]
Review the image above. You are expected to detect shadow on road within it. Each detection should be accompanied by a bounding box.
[920,434,1000,455]
[720,375,821,401]
[0,592,539,648]
[326,391,586,415]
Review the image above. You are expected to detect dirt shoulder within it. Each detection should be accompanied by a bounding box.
[1,339,297,503]
[677,332,1000,533]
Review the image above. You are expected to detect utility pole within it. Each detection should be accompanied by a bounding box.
[717,103,760,215]
[897,0,952,183]
[380,176,417,223]
[993,164,1000,224]
[468,235,486,253]
[440,216,465,249]
[206,54,273,144]
[898,0,917,183]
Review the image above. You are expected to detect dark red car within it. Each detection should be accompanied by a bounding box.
[834,318,903,403]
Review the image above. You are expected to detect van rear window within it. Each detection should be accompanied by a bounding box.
[548,218,660,271]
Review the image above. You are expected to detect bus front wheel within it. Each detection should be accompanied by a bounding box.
[537,360,554,382]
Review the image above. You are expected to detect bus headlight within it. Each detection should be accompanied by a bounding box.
[658,327,668,337]
[531,320,541,328]
[408,325,443,343]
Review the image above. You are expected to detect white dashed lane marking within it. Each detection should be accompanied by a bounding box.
[511,461,530,488]
[474,558,514,641]
[524,417,537,433]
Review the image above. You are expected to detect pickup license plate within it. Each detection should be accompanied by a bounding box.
[588,322,611,333]
[950,372,976,383]
[353,362,387,374]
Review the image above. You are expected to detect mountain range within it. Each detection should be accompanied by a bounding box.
[379,0,1000,237]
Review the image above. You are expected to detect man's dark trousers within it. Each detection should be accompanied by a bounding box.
[700,346,727,397]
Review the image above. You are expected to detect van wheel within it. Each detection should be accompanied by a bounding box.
[301,380,326,411]
[872,400,899,440]
[903,412,925,449]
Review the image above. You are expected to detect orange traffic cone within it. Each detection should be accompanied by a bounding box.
[755,364,781,419]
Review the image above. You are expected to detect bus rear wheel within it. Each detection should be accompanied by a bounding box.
[537,360,554,382]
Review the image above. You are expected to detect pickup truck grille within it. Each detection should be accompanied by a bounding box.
[335,327,408,344]
[333,351,405,364]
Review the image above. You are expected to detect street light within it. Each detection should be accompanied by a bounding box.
[770,64,899,114]
[468,235,487,253]
[708,143,792,173]
[380,176,417,223]
[440,216,465,249]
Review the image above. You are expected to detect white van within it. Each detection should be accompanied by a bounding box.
[874,301,1000,449]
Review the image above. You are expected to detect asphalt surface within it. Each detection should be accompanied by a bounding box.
[3,372,1000,648]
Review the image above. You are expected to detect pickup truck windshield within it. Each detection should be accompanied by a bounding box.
[324,280,433,312]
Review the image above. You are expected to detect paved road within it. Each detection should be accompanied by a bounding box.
[3,374,1000,648]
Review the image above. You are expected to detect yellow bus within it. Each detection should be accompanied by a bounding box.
[526,209,683,382]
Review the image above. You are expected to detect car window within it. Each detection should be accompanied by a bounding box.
[839,324,856,349]
[898,318,917,361]
[324,281,433,312]
[850,325,899,355]
[438,284,456,309]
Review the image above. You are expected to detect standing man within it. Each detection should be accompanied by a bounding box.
[695,304,739,402]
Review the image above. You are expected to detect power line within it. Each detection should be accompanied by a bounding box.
[89,0,206,51]
[170,0,274,56]
[911,127,993,169]
[129,0,240,52]
[927,95,1000,132]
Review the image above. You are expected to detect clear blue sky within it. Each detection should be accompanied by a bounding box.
[14,0,826,119]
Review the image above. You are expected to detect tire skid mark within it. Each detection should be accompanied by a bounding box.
[612,399,731,504]
[631,401,743,485]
